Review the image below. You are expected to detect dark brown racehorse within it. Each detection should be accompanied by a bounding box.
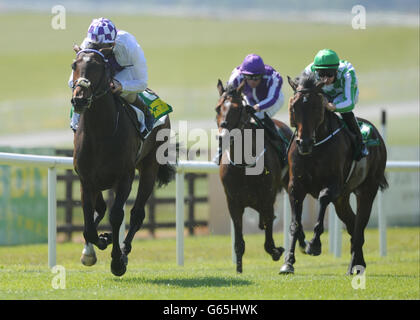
[280,73,388,275]
[71,45,175,276]
[215,79,293,273]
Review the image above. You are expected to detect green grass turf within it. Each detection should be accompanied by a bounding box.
[0,227,418,299]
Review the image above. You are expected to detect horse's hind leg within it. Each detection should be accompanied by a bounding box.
[81,192,108,266]
[260,206,284,261]
[122,156,159,256]
[347,185,378,275]
[333,192,356,254]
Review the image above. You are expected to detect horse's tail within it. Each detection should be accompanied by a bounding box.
[156,163,176,188]
[155,142,179,188]
[379,173,389,191]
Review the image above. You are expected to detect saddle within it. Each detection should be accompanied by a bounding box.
[338,116,380,160]
[119,89,173,140]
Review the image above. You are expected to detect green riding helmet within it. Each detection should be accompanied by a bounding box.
[313,49,340,70]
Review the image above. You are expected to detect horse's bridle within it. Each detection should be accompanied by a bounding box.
[71,49,112,108]
[291,86,344,152]
[220,93,251,131]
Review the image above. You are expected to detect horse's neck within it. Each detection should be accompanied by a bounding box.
[81,94,118,137]
[228,123,256,161]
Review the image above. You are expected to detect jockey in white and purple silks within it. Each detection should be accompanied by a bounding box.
[69,17,151,133]
[227,53,284,121]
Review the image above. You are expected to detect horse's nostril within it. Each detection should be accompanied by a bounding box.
[296,139,302,146]
[220,121,228,128]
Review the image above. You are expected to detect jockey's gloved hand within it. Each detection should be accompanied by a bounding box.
[245,105,256,114]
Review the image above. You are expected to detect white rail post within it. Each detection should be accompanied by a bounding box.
[378,109,387,256]
[176,170,185,266]
[333,205,342,258]
[328,206,335,253]
[48,167,57,268]
[283,191,290,251]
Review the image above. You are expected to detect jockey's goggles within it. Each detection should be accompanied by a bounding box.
[317,69,336,78]
[244,74,263,81]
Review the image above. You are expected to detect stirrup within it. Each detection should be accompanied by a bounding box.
[361,144,369,157]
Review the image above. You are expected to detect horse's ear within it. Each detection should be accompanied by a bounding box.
[73,44,81,53]
[287,76,298,92]
[237,79,245,94]
[217,79,225,96]
[99,46,114,58]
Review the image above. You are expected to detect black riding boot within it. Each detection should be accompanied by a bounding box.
[341,112,369,161]
[130,95,155,133]
[261,114,287,166]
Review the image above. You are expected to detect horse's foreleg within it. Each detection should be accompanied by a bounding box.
[306,188,334,256]
[81,187,101,247]
[81,192,108,266]
[228,201,245,273]
[280,185,304,274]
[261,207,284,261]
[109,177,133,277]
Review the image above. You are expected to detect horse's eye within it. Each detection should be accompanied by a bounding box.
[71,61,76,71]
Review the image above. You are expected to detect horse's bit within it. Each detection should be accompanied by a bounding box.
[72,49,112,107]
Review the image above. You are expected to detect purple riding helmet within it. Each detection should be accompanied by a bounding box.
[86,17,117,43]
[239,54,266,75]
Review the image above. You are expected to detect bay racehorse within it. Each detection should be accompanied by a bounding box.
[216,79,293,273]
[71,45,175,276]
[280,73,388,275]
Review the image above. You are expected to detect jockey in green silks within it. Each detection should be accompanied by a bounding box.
[304,49,369,161]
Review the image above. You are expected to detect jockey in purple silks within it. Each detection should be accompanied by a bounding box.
[69,17,153,135]
[228,54,284,121]
[214,54,286,165]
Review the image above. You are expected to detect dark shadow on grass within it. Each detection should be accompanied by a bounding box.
[112,276,253,288]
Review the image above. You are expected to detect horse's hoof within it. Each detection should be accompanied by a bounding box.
[271,247,285,261]
[347,265,366,276]
[305,242,322,256]
[111,254,128,277]
[299,241,308,254]
[236,262,243,274]
[279,263,294,274]
[99,233,113,245]
[81,253,97,266]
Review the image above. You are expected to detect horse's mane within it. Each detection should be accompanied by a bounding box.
[225,83,238,96]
